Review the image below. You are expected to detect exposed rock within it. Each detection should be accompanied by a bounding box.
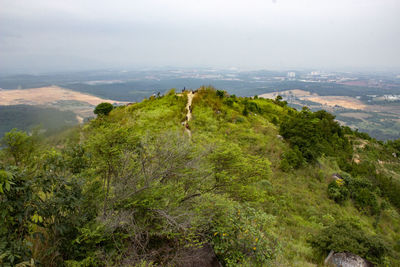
[331,173,343,180]
[325,251,374,267]
[177,244,222,267]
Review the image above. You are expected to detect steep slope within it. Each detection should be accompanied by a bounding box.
[1,87,400,266]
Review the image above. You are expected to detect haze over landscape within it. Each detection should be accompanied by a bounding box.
[1,0,400,73]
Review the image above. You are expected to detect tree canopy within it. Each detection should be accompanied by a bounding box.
[94,102,114,116]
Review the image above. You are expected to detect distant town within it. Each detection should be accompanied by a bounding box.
[0,68,400,139]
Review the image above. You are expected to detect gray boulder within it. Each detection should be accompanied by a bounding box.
[325,251,374,267]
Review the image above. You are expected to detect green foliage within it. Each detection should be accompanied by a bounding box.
[279,109,351,166]
[216,90,225,98]
[309,219,390,265]
[223,97,234,107]
[1,87,400,266]
[207,200,279,266]
[63,144,88,174]
[242,107,249,116]
[387,138,400,153]
[273,95,287,107]
[1,129,37,166]
[327,179,349,204]
[280,146,304,171]
[340,157,400,212]
[328,174,379,215]
[94,102,114,116]
[0,168,35,266]
[0,105,79,138]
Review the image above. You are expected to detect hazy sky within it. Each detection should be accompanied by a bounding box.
[1,0,400,73]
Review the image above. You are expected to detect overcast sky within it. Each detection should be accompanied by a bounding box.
[1,0,400,73]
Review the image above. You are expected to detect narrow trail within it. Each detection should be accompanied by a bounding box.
[184,91,195,139]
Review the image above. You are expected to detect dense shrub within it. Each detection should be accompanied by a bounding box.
[195,196,279,267]
[309,219,389,265]
[0,169,35,266]
[327,179,349,203]
[280,146,304,171]
[216,90,225,98]
[94,102,114,116]
[224,98,234,107]
[328,174,379,215]
[279,109,351,166]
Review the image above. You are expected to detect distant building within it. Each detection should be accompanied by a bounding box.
[310,71,320,76]
[384,95,400,101]
[287,72,296,78]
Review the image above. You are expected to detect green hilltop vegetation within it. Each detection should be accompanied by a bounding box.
[1,86,400,266]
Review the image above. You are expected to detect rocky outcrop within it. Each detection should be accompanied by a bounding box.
[325,251,374,267]
[177,244,222,267]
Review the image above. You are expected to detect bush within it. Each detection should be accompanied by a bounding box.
[216,90,225,98]
[344,175,379,215]
[328,174,379,215]
[0,169,35,266]
[223,98,234,107]
[197,196,279,266]
[280,146,304,171]
[309,219,389,265]
[327,179,349,203]
[94,102,114,116]
[352,187,379,215]
[279,109,351,165]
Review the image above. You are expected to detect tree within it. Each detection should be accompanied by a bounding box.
[216,90,225,98]
[0,169,35,265]
[1,129,36,166]
[279,108,351,166]
[94,102,114,116]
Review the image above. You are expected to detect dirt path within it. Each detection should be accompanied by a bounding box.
[184,91,194,138]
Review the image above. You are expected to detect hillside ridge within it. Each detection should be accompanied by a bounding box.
[1,86,400,266]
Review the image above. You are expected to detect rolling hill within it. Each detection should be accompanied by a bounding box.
[1,86,400,266]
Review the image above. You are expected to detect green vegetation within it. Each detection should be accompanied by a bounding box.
[0,105,78,138]
[94,102,114,116]
[280,108,351,165]
[309,219,388,265]
[335,110,400,140]
[1,87,400,266]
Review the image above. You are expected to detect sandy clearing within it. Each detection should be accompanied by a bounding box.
[339,112,371,119]
[0,86,127,106]
[305,96,366,110]
[76,115,84,124]
[259,89,313,99]
[259,90,366,110]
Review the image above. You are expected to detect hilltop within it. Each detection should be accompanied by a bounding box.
[1,86,400,266]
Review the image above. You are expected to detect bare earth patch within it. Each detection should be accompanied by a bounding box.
[259,90,366,110]
[305,96,366,110]
[336,112,372,120]
[0,86,125,106]
[0,86,128,120]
